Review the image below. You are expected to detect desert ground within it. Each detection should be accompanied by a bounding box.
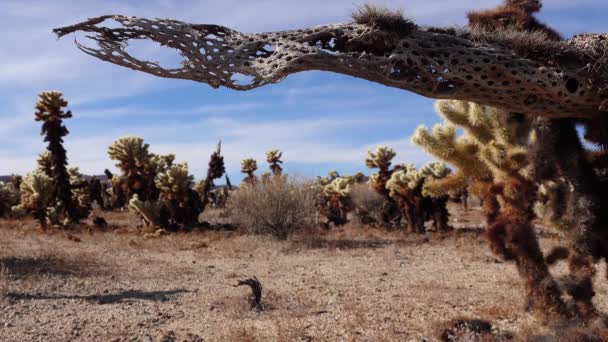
[1,205,607,342]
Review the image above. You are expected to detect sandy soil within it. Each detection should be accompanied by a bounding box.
[0,208,607,342]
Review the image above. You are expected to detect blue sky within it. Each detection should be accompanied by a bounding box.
[1,0,607,182]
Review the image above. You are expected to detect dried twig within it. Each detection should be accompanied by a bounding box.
[233,276,263,311]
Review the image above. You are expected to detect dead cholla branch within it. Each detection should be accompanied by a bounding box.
[53,13,608,118]
[234,276,263,311]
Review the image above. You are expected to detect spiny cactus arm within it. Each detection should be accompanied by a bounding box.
[128,195,163,227]
[422,171,468,198]
[411,124,491,180]
[55,15,608,119]
[435,101,495,144]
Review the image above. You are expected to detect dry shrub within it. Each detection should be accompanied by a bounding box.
[349,183,385,223]
[226,176,316,239]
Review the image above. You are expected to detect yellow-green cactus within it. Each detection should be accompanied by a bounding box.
[16,171,55,225]
[365,145,396,170]
[128,194,165,230]
[386,165,423,199]
[155,163,194,203]
[108,136,151,176]
[411,100,533,197]
[323,177,351,199]
[420,161,451,180]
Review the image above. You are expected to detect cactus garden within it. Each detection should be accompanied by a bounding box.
[1,0,608,341]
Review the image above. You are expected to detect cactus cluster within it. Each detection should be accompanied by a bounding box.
[385,161,452,233]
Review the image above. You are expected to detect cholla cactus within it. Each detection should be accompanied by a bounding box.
[108,136,153,201]
[266,149,283,176]
[68,167,91,218]
[241,158,258,184]
[324,177,351,199]
[412,99,567,317]
[386,165,426,233]
[128,195,167,231]
[155,163,193,202]
[366,146,397,196]
[37,151,53,177]
[317,177,353,226]
[35,91,79,223]
[365,145,396,170]
[155,163,201,225]
[15,171,55,226]
[0,182,20,217]
[108,136,151,176]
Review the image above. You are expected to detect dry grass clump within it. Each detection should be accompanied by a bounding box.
[349,182,385,223]
[351,4,417,34]
[226,176,316,239]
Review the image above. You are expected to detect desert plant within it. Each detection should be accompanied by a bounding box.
[0,182,20,217]
[240,158,258,185]
[366,146,403,227]
[68,167,92,218]
[36,151,53,177]
[227,176,315,239]
[197,142,228,213]
[14,171,55,226]
[108,136,152,201]
[155,162,202,226]
[413,100,568,319]
[386,164,426,233]
[266,149,283,176]
[128,194,169,231]
[34,91,79,224]
[349,182,385,224]
[318,177,353,226]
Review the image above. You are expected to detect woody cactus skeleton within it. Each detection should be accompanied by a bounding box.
[55,12,608,119]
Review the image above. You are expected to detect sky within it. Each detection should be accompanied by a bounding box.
[1,0,607,182]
